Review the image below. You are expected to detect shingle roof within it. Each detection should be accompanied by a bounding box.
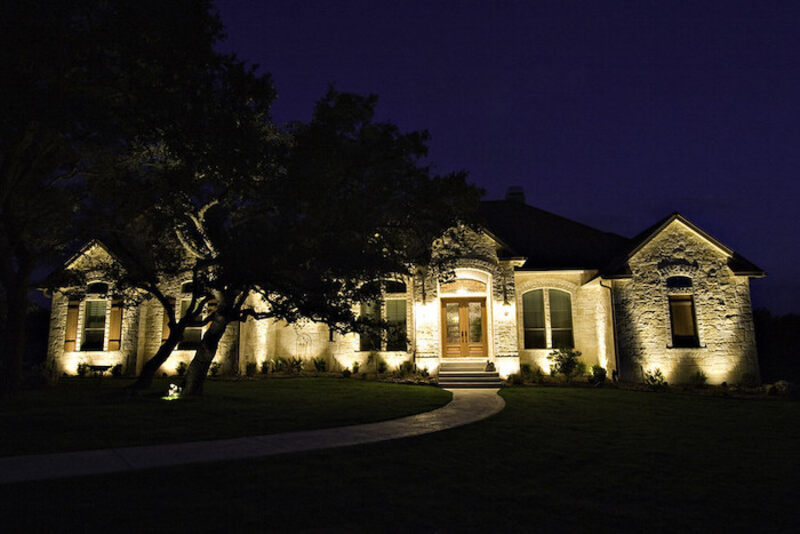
[479,201,765,277]
[478,200,630,270]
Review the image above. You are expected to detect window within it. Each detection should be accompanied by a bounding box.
[179,299,204,350]
[549,289,574,348]
[522,290,545,348]
[669,295,699,347]
[81,300,107,350]
[359,279,409,351]
[521,288,574,349]
[386,299,407,351]
[359,300,382,351]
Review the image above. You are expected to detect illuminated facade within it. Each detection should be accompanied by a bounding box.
[45,193,764,384]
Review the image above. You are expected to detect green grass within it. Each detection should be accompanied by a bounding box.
[0,377,451,456]
[1,387,798,532]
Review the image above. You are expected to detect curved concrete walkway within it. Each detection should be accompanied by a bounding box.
[0,388,504,484]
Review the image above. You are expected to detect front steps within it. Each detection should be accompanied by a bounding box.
[437,360,504,388]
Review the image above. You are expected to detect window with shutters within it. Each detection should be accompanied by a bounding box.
[81,300,107,351]
[521,288,574,349]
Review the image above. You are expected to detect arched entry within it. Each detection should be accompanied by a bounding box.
[439,268,491,359]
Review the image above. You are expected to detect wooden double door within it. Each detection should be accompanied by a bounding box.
[441,298,487,358]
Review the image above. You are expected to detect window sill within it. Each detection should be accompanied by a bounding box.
[666,344,706,350]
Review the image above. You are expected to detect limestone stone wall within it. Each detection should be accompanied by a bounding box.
[514,271,616,375]
[612,220,759,384]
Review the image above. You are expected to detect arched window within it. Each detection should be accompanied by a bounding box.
[522,289,545,348]
[548,289,574,348]
[522,288,574,349]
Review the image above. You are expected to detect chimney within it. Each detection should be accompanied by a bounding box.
[505,186,525,204]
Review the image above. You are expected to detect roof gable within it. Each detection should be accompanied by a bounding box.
[602,213,764,278]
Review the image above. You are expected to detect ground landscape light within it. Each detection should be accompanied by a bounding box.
[162,383,183,400]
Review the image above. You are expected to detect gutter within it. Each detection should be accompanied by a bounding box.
[599,279,620,378]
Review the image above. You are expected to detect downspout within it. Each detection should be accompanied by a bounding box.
[599,279,620,378]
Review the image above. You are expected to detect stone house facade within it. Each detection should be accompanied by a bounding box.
[45,193,764,385]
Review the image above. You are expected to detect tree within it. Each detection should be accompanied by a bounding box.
[0,0,228,396]
[177,90,482,395]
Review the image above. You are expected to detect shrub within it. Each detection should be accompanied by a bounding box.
[271,356,288,373]
[376,360,388,374]
[176,361,188,377]
[398,361,414,377]
[520,364,533,381]
[575,361,587,379]
[547,348,583,382]
[209,361,221,377]
[342,369,352,378]
[417,367,429,378]
[531,366,545,384]
[690,370,708,387]
[352,361,360,374]
[506,373,523,386]
[312,357,327,373]
[644,368,667,388]
[288,357,304,374]
[260,360,270,375]
[245,362,257,377]
[588,365,607,386]
[76,362,89,378]
[111,364,124,378]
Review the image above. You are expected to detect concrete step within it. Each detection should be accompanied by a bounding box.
[439,365,489,372]
[439,372,500,380]
[438,381,504,389]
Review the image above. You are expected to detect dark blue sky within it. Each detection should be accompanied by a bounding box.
[215,0,800,314]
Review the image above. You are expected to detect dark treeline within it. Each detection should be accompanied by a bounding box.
[753,309,800,383]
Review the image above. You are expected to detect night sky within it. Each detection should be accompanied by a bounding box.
[214,1,800,314]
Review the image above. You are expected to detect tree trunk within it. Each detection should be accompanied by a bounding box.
[182,313,229,396]
[128,331,182,391]
[0,278,30,398]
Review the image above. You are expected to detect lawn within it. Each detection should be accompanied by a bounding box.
[1,386,798,532]
[0,377,451,456]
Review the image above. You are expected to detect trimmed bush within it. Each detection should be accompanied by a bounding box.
[209,361,221,377]
[588,365,606,386]
[76,362,89,378]
[111,364,124,378]
[245,362,257,377]
[260,360,270,375]
[176,361,188,377]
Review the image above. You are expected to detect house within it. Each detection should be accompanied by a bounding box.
[45,189,764,385]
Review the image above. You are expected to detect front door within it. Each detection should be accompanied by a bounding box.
[441,298,487,358]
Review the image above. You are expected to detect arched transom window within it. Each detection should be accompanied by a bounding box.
[522,288,574,349]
